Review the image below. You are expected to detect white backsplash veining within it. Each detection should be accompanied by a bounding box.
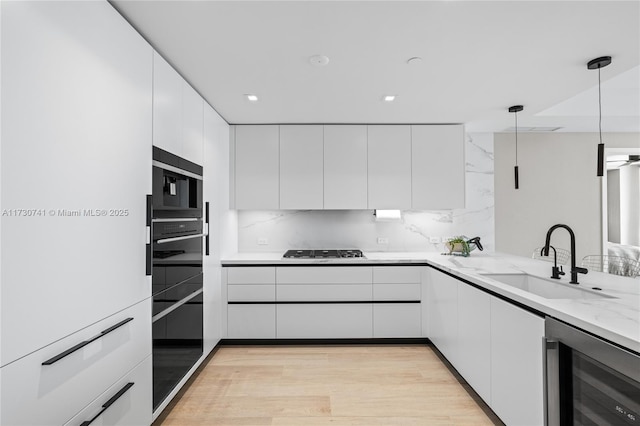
[238,133,494,252]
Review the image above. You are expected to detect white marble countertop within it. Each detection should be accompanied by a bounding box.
[221,251,640,353]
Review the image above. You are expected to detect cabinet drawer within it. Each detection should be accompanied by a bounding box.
[277,284,372,301]
[277,267,371,284]
[373,303,422,338]
[0,299,151,426]
[277,304,372,338]
[63,356,152,426]
[227,304,276,338]
[227,267,276,284]
[373,283,421,301]
[373,266,422,283]
[228,284,275,302]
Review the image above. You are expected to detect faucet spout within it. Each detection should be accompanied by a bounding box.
[542,224,588,284]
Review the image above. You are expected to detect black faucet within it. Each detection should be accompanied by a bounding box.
[542,224,588,284]
[541,245,565,279]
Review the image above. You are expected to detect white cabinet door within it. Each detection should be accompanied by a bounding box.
[277,304,373,338]
[367,125,412,209]
[490,297,545,426]
[63,356,152,426]
[234,125,280,209]
[153,52,182,156]
[456,282,491,404]
[373,303,421,338]
[411,125,465,209]
[279,125,324,209]
[427,268,459,366]
[372,267,422,337]
[227,304,276,339]
[202,104,229,354]
[0,300,151,426]
[324,125,368,209]
[182,83,204,165]
[1,0,152,366]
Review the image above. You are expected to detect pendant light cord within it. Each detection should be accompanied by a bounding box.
[515,111,518,166]
[598,67,602,144]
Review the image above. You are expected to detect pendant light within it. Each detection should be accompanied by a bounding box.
[509,105,524,189]
[587,56,611,177]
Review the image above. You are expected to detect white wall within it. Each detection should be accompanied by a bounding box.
[236,133,494,252]
[494,132,639,261]
[619,164,640,246]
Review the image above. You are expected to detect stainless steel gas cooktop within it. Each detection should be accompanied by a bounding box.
[283,249,364,259]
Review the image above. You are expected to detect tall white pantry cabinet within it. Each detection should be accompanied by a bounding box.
[1,1,153,424]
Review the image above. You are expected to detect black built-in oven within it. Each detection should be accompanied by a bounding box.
[545,317,640,425]
[148,147,208,411]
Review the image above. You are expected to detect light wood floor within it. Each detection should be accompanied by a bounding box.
[154,344,503,426]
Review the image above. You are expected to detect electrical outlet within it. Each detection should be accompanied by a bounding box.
[429,236,441,243]
[257,238,268,245]
[377,237,389,244]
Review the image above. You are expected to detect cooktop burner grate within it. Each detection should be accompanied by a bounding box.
[283,249,364,259]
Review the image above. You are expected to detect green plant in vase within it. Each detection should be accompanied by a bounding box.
[445,236,471,256]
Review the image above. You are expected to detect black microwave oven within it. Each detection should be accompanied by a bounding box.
[152,146,202,218]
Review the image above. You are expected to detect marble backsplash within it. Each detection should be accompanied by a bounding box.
[237,133,495,253]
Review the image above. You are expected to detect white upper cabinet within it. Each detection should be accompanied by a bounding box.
[324,125,368,209]
[411,125,465,209]
[182,83,204,165]
[153,52,204,165]
[231,124,464,210]
[280,125,324,209]
[367,125,412,209]
[1,0,152,365]
[153,52,182,157]
[235,125,280,209]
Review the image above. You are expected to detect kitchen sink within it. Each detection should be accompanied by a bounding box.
[480,273,616,300]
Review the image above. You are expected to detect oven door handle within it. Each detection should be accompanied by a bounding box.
[155,233,206,244]
[545,338,560,426]
[205,201,210,256]
[145,195,152,276]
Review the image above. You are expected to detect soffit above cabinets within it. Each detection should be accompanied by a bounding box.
[110,1,640,132]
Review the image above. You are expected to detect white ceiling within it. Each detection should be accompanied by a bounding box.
[110,0,640,132]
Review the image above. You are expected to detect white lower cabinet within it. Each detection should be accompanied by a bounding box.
[224,265,425,340]
[227,304,276,339]
[0,299,151,426]
[64,356,152,426]
[456,282,491,403]
[428,266,545,426]
[277,304,373,338]
[225,267,276,338]
[373,303,421,338]
[490,297,545,426]
[427,268,459,366]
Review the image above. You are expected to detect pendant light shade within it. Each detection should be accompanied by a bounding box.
[587,56,611,177]
[509,105,524,189]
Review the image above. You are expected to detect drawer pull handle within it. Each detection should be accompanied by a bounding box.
[156,233,206,244]
[42,317,134,366]
[79,382,134,426]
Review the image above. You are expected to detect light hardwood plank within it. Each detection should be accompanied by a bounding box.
[153,345,503,426]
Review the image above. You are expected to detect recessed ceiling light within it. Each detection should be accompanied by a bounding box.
[383,95,396,102]
[309,55,330,66]
[245,94,258,102]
